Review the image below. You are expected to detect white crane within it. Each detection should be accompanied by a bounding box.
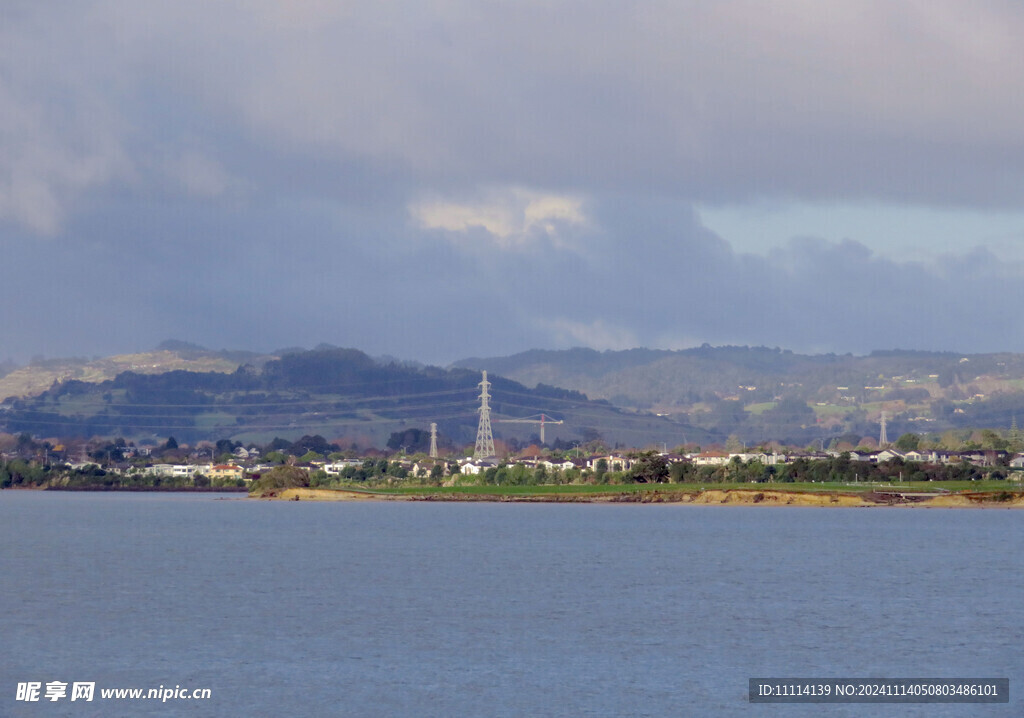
[493,413,564,445]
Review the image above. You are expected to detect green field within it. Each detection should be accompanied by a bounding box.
[810,404,858,417]
[333,479,1022,498]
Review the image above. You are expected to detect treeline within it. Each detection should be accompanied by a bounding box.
[0,460,246,491]
[460,454,1009,488]
[664,455,999,485]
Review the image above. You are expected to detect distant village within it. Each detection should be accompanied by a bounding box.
[4,432,1023,488]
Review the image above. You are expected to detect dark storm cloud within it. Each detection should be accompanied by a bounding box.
[4,1,1024,362]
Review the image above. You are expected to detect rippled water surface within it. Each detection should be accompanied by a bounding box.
[1,492,1021,716]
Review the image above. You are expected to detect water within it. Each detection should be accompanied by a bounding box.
[1,492,1021,717]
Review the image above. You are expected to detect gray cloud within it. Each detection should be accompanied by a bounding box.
[3,2,1024,364]
[6,1,1024,232]
[3,189,1023,365]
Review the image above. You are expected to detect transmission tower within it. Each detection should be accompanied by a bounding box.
[429,422,438,459]
[474,371,496,459]
[879,411,888,448]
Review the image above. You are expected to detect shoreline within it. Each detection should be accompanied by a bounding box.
[262,487,1024,508]
[8,485,1020,508]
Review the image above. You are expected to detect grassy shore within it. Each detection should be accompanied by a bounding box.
[259,481,1024,507]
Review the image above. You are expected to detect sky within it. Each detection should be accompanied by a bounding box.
[4,1,1024,365]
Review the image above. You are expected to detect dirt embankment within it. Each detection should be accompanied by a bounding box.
[908,492,1024,508]
[683,489,870,507]
[259,488,400,501]
[256,487,1024,507]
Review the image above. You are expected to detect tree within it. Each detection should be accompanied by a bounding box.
[894,433,920,452]
[16,433,36,453]
[308,469,329,487]
[163,436,178,450]
[669,461,692,483]
[248,465,309,496]
[216,438,239,455]
[386,428,430,453]
[290,435,335,456]
[266,437,293,452]
[980,429,1008,451]
[629,451,669,483]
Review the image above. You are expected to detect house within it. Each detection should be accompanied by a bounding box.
[460,459,499,475]
[959,450,1008,467]
[587,455,633,472]
[691,451,729,466]
[324,459,364,475]
[728,452,786,465]
[409,461,446,477]
[540,459,575,471]
[875,449,906,463]
[145,464,201,478]
[208,464,244,482]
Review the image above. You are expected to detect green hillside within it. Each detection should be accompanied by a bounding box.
[456,346,1024,447]
[0,342,272,403]
[0,348,702,450]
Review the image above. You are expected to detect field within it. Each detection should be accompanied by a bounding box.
[316,479,1023,498]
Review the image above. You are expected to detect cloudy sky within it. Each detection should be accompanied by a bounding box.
[4,0,1024,365]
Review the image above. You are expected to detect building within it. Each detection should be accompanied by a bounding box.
[208,464,244,482]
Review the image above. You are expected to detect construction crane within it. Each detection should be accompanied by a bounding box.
[493,413,564,445]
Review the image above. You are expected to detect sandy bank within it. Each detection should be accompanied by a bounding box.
[908,492,1024,508]
[682,489,870,507]
[256,487,1023,507]
[265,488,401,501]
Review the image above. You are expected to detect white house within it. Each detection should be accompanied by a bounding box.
[587,455,633,472]
[460,459,499,475]
[875,449,906,463]
[324,459,364,476]
[540,459,575,471]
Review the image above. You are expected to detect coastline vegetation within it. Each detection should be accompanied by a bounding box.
[0,459,247,491]
[249,453,1024,504]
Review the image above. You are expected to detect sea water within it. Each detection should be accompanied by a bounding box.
[1,491,1020,717]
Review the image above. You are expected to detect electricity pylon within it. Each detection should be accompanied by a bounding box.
[474,371,495,459]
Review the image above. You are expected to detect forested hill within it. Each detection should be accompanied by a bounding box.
[10,343,1024,449]
[0,341,274,402]
[455,346,989,408]
[0,348,700,449]
[455,346,1024,446]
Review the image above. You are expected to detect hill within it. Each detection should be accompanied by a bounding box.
[456,346,1024,447]
[0,342,274,403]
[11,342,1024,450]
[0,348,701,450]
